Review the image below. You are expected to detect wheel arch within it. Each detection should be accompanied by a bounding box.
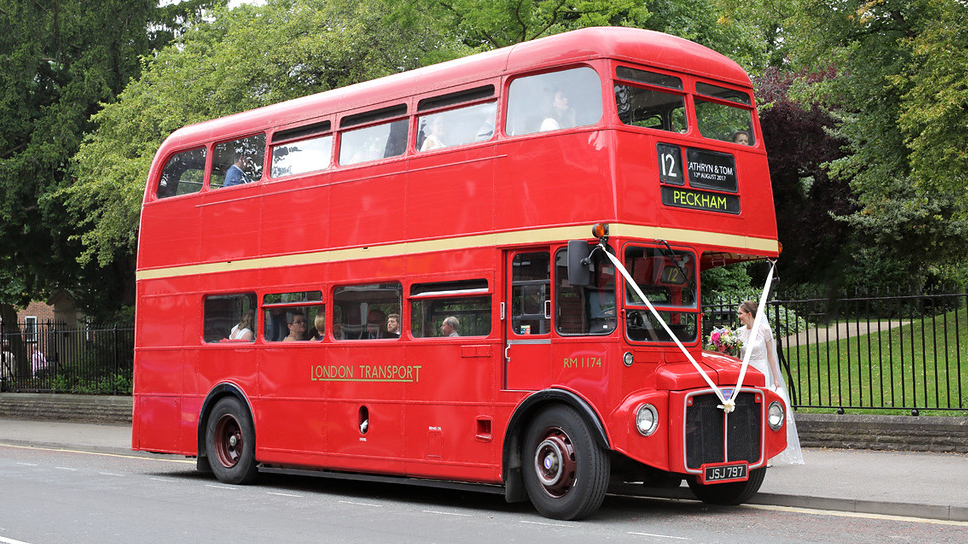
[196,383,254,471]
[502,388,610,502]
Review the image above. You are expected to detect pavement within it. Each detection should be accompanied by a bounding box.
[1,418,966,522]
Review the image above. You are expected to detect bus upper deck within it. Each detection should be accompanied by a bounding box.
[137,27,777,280]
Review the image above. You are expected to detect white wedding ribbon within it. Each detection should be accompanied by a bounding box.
[601,244,776,414]
[727,260,776,410]
[600,247,730,408]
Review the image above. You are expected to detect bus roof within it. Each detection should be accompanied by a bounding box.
[161,27,751,149]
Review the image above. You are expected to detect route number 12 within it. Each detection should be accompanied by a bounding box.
[657,143,684,185]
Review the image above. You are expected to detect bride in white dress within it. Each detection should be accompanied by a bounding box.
[737,300,804,465]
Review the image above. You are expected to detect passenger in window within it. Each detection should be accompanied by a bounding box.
[420,116,446,151]
[365,309,386,339]
[224,154,253,186]
[313,313,326,341]
[440,316,460,337]
[386,313,401,338]
[229,310,255,341]
[283,312,308,341]
[540,91,576,132]
[732,130,751,145]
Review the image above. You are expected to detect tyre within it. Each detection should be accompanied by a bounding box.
[687,466,766,505]
[205,396,258,484]
[522,405,610,520]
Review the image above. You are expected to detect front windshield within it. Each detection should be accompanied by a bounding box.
[623,245,698,343]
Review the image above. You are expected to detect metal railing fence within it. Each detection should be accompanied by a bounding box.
[0,320,133,394]
[705,286,967,413]
[4,286,966,410]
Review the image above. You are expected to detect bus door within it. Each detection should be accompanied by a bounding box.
[505,250,553,390]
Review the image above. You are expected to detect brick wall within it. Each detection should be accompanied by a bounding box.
[0,393,132,424]
[15,301,56,324]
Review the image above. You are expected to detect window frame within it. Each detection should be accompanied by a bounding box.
[409,279,492,339]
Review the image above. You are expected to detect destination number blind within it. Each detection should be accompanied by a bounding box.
[656,143,740,215]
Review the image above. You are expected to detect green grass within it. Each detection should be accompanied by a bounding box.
[780,306,968,415]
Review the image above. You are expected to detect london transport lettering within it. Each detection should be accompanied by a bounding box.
[310,364,422,383]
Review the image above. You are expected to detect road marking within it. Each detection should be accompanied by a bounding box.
[627,532,689,540]
[0,536,36,544]
[268,491,302,498]
[338,500,382,508]
[54,466,78,471]
[519,520,573,528]
[0,442,194,464]
[745,504,968,526]
[422,509,471,517]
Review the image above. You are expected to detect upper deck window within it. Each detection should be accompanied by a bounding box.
[615,67,687,133]
[505,67,602,136]
[156,147,206,199]
[338,105,408,166]
[694,83,755,146]
[270,121,333,178]
[417,102,496,152]
[211,134,266,189]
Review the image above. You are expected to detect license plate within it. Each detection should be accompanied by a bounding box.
[701,462,748,484]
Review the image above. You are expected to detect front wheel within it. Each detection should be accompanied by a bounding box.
[205,396,258,484]
[687,466,766,505]
[522,405,610,520]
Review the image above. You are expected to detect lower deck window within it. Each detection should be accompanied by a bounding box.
[264,291,323,342]
[333,283,402,340]
[410,280,491,338]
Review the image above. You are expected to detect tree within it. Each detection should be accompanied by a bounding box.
[0,0,166,320]
[65,0,448,280]
[403,0,768,71]
[780,0,968,290]
[755,68,853,287]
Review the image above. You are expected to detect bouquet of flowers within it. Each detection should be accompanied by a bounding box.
[706,326,743,357]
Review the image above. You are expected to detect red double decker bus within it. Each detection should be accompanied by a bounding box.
[133,27,787,520]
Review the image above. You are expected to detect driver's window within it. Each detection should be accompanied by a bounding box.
[554,248,616,335]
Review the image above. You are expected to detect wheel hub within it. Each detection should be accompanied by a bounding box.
[533,429,577,497]
[214,414,243,468]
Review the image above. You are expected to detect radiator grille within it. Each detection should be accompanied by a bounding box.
[685,392,762,469]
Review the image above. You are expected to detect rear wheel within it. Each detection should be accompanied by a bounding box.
[205,396,258,484]
[687,466,766,505]
[522,405,610,520]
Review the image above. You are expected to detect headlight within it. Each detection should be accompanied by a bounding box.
[635,404,659,436]
[768,401,785,431]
